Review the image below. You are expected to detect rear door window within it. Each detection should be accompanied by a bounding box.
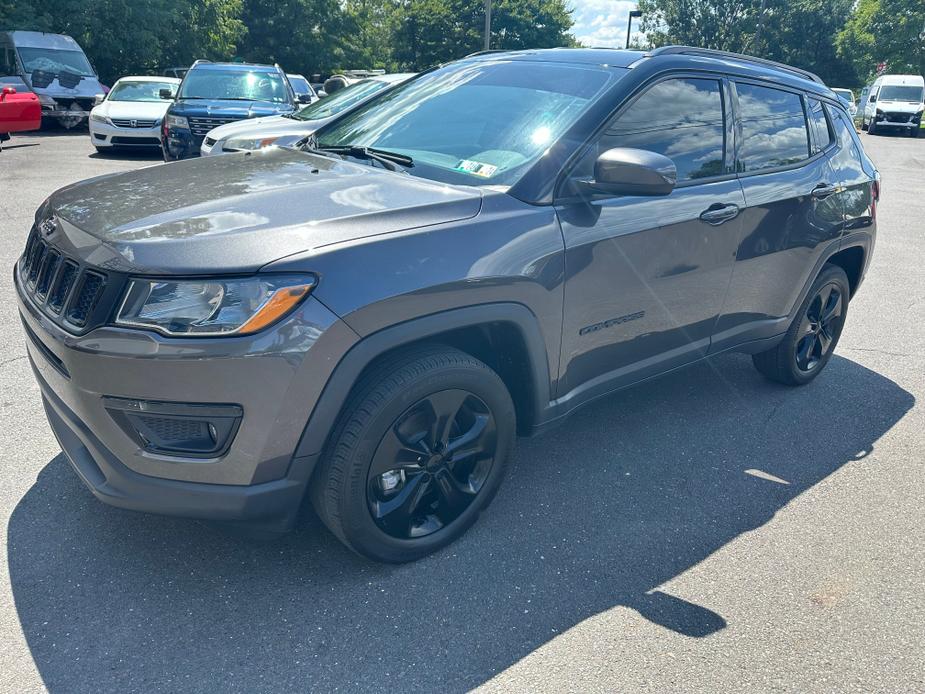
[735,83,811,172]
[595,77,727,182]
[807,99,833,154]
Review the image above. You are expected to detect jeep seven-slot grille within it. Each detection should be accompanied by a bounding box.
[19,226,108,330]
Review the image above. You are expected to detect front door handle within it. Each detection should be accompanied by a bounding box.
[699,203,740,225]
[812,183,838,199]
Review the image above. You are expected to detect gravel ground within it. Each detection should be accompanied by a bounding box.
[0,128,922,693]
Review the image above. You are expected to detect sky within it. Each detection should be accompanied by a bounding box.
[571,1,641,48]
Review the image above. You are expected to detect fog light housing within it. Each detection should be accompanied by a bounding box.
[104,397,243,458]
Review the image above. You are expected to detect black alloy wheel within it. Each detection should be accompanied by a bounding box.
[310,345,515,563]
[366,389,498,539]
[752,263,850,386]
[794,282,844,373]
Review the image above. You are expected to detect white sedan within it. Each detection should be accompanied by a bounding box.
[89,76,180,150]
[200,73,414,156]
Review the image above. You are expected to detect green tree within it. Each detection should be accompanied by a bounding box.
[637,0,860,86]
[838,0,925,83]
[390,0,574,70]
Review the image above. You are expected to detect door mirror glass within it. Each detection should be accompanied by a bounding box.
[588,147,677,196]
[159,88,175,100]
[869,93,876,103]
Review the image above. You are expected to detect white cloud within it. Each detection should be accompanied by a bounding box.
[571,0,640,48]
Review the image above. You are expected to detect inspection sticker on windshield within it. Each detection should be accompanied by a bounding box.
[455,160,497,178]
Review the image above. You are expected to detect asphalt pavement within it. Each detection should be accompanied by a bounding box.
[0,128,922,693]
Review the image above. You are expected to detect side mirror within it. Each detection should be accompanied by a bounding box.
[868,94,876,103]
[585,148,677,197]
[297,93,313,104]
[159,88,175,100]
[93,93,105,105]
[1,85,16,97]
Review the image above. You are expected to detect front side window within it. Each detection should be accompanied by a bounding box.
[17,48,94,77]
[108,81,177,102]
[736,82,810,172]
[316,61,619,187]
[596,77,726,182]
[807,99,833,154]
[878,85,924,102]
[178,69,289,103]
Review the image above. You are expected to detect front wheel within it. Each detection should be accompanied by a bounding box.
[911,127,920,138]
[310,346,516,563]
[752,264,850,386]
[867,119,877,135]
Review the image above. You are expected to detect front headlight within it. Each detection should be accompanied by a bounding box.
[116,275,315,337]
[90,111,109,124]
[223,135,281,152]
[166,114,189,129]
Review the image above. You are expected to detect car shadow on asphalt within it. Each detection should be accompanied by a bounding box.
[6,353,914,692]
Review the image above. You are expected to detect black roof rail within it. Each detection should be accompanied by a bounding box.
[645,46,825,85]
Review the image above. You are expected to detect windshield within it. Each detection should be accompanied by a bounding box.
[879,85,924,102]
[109,80,176,102]
[17,48,94,76]
[292,79,391,121]
[832,89,853,103]
[288,76,311,94]
[179,69,290,103]
[316,61,617,187]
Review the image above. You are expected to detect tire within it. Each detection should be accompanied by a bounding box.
[867,119,877,135]
[310,345,516,563]
[860,118,868,131]
[752,264,850,386]
[911,127,920,138]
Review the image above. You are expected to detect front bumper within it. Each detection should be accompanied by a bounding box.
[16,265,353,528]
[89,120,162,147]
[162,126,202,160]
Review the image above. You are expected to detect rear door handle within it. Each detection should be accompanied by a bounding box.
[812,183,838,199]
[699,203,740,225]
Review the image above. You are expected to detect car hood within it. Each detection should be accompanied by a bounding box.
[95,100,171,120]
[170,99,293,119]
[207,113,326,142]
[43,147,483,274]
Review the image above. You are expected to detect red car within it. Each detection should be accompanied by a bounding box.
[0,86,41,149]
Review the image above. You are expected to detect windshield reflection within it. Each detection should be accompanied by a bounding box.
[316,60,620,187]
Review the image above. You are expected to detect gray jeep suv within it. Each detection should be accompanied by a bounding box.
[16,47,879,563]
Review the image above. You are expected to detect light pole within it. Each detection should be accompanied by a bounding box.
[626,9,642,49]
[484,0,492,51]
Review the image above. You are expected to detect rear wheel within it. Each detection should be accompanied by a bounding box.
[752,264,849,386]
[310,346,516,563]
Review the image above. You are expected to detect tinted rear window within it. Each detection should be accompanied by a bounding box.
[736,83,810,172]
[807,99,833,154]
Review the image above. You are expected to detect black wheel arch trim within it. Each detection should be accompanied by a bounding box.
[292,303,553,460]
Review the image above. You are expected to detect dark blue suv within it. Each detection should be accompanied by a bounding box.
[161,60,297,160]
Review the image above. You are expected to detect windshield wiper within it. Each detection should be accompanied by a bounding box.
[314,144,413,173]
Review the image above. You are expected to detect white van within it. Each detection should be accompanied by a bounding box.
[0,31,106,129]
[861,73,924,137]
